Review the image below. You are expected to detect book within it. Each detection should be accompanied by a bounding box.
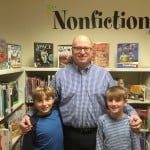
[7,44,21,68]
[93,43,109,67]
[0,38,8,69]
[5,107,24,147]
[58,45,72,68]
[0,128,10,150]
[0,83,10,117]
[8,80,19,110]
[139,132,146,150]
[127,85,145,101]
[117,43,139,68]
[34,42,54,67]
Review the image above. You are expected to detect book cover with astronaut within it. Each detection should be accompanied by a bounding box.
[34,42,54,67]
[117,43,139,68]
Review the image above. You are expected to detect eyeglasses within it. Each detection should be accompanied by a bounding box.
[72,47,92,52]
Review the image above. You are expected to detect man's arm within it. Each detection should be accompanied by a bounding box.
[20,115,32,134]
[19,108,36,134]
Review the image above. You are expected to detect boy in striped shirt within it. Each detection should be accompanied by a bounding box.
[96,86,140,150]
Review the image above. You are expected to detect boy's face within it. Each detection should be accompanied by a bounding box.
[34,94,54,116]
[107,97,127,118]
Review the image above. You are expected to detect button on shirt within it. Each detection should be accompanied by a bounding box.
[51,63,136,128]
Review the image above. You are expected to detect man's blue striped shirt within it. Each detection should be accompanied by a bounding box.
[51,64,136,128]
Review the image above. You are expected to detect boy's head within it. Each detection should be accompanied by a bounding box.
[32,86,55,116]
[106,86,128,117]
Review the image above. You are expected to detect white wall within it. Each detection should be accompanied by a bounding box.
[0,0,150,67]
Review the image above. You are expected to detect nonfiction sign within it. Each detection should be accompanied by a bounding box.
[52,10,150,30]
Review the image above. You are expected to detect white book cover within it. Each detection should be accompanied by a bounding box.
[0,128,10,150]
[7,44,22,68]
[58,45,72,68]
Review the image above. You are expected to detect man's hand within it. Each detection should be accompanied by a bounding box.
[129,115,142,132]
[19,115,32,134]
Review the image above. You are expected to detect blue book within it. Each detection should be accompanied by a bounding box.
[139,132,146,150]
[117,43,139,68]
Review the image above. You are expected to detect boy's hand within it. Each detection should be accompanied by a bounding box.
[129,115,142,132]
[19,115,32,134]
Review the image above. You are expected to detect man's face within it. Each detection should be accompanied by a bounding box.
[72,36,93,69]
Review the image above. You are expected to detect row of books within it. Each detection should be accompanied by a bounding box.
[0,38,138,69]
[34,42,139,68]
[25,75,55,112]
[25,76,50,104]
[0,80,19,119]
[0,38,21,69]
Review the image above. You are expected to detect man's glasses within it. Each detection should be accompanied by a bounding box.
[72,47,92,52]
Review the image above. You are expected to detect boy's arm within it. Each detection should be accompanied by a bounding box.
[130,130,141,150]
[96,119,104,150]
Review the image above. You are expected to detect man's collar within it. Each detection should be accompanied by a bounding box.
[73,62,92,72]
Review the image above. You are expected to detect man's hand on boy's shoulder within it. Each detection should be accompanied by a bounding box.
[129,115,142,132]
[19,115,33,134]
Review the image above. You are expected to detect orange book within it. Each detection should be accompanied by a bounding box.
[93,43,109,68]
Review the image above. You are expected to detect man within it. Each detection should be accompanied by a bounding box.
[20,35,141,150]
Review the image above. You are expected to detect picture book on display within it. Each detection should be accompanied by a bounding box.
[8,108,23,139]
[58,45,72,68]
[0,38,8,69]
[117,43,139,68]
[93,43,109,68]
[127,85,145,101]
[7,44,21,68]
[34,42,54,67]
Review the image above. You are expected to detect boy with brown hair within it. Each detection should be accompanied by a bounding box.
[96,86,140,150]
[22,86,64,150]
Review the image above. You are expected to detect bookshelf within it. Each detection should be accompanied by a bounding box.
[1,67,150,150]
[25,67,150,150]
[0,68,25,150]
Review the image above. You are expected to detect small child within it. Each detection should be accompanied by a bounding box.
[96,86,140,150]
[22,86,64,150]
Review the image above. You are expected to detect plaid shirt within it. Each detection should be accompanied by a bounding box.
[51,63,136,128]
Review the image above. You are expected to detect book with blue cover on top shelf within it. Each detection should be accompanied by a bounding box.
[117,43,139,68]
